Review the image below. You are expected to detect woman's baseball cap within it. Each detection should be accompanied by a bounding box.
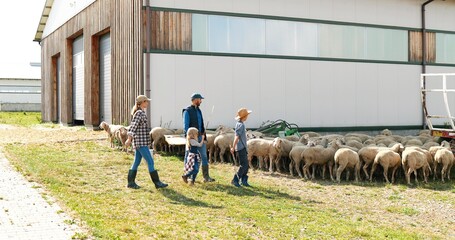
[136,95,151,103]
[235,108,252,121]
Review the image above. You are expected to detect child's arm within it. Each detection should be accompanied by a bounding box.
[190,138,204,147]
[231,135,240,154]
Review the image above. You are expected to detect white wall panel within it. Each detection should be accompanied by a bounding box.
[150,54,176,128]
[308,0,333,21]
[376,65,399,125]
[204,57,234,128]
[260,60,286,124]
[427,2,455,32]
[309,61,334,127]
[173,55,206,128]
[232,58,261,127]
[147,54,454,129]
[396,65,422,125]
[232,0,261,15]
[332,62,357,126]
[284,60,311,127]
[332,0,356,23]
[355,64,378,126]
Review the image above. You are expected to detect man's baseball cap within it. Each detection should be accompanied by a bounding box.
[191,93,204,100]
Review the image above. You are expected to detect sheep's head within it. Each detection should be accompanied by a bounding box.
[99,121,109,132]
[381,129,392,136]
[299,134,309,145]
[391,143,404,153]
[441,140,451,148]
[273,137,283,150]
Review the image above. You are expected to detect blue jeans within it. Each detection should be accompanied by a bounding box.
[131,146,155,172]
[236,148,249,178]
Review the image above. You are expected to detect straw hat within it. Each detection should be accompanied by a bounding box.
[136,95,151,103]
[235,108,252,121]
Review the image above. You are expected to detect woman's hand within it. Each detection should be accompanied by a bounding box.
[230,146,235,154]
[125,138,132,147]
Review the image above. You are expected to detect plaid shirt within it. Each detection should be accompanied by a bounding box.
[127,109,151,149]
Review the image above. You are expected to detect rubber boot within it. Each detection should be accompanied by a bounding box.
[181,175,188,183]
[127,170,140,189]
[231,174,241,187]
[241,175,251,187]
[149,170,168,189]
[202,165,215,182]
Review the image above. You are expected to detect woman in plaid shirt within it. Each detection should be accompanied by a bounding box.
[125,95,168,189]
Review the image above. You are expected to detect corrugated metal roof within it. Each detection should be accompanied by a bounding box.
[33,0,54,42]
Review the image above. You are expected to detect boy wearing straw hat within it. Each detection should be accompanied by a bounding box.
[230,108,252,187]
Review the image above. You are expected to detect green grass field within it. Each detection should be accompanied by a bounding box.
[4,140,454,239]
[0,112,42,126]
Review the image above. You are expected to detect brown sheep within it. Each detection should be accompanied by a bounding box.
[370,149,401,184]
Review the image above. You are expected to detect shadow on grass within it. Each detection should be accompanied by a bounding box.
[158,188,223,209]
[202,183,301,201]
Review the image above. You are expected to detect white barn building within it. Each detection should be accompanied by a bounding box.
[36,0,455,130]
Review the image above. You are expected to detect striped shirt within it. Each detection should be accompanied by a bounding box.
[127,109,150,149]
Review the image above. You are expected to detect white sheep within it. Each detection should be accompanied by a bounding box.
[301,140,342,181]
[334,148,360,183]
[269,135,310,173]
[213,133,235,164]
[434,148,454,182]
[428,141,452,180]
[401,148,431,185]
[345,133,372,143]
[247,138,281,170]
[99,121,127,148]
[369,149,401,184]
[206,125,233,163]
[358,143,404,180]
[149,127,175,152]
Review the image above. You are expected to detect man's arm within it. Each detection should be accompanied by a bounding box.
[183,110,190,135]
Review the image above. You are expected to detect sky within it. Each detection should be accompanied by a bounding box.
[0,0,46,79]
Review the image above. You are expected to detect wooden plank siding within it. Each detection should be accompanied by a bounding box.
[409,31,436,63]
[40,0,143,127]
[150,11,192,51]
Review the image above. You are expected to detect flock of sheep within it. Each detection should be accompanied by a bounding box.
[99,121,454,185]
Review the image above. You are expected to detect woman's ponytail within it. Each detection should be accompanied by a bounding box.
[131,102,140,116]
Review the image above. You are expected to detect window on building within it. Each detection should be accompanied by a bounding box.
[151,10,413,63]
[436,33,455,64]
